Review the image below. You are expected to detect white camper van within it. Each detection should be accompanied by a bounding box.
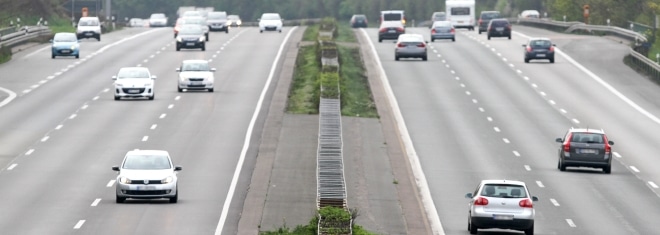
[446,0,475,30]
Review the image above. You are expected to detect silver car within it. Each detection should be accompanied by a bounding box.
[177,60,216,92]
[394,34,428,61]
[430,20,455,42]
[112,150,182,203]
[466,180,537,235]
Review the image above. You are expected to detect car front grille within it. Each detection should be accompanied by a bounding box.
[122,88,146,93]
[128,180,163,184]
[124,190,171,195]
[189,78,203,81]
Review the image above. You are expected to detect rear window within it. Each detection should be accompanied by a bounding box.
[481,184,527,198]
[450,7,470,16]
[433,21,452,28]
[530,40,552,48]
[383,13,402,21]
[571,133,604,143]
[491,20,509,27]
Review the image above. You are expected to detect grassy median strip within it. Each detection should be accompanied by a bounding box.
[288,44,321,114]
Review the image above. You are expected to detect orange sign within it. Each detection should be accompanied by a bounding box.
[82,7,89,17]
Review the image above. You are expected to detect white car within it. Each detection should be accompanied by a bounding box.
[466,179,538,235]
[76,16,101,41]
[112,150,182,203]
[148,13,168,27]
[112,67,156,100]
[177,60,216,92]
[258,13,283,33]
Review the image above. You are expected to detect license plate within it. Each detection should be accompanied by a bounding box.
[493,214,514,220]
[579,149,597,154]
[137,185,155,190]
[186,42,195,46]
[128,89,140,94]
[496,27,504,31]
[191,81,203,85]
[85,32,93,36]
[537,54,546,57]
[458,21,463,23]
[388,30,395,33]
[61,50,70,53]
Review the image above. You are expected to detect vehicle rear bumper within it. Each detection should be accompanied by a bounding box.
[563,159,610,168]
[471,216,533,230]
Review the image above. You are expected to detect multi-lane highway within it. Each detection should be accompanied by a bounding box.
[2,21,660,235]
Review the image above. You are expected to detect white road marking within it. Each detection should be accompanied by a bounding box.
[502,138,510,143]
[142,136,149,141]
[93,96,99,100]
[47,76,55,80]
[450,70,455,74]
[508,63,514,67]
[91,198,101,206]
[472,99,478,104]
[465,91,471,95]
[487,117,493,122]
[73,220,85,229]
[513,151,520,157]
[648,181,659,189]
[0,87,18,108]
[493,127,500,132]
[168,104,174,109]
[531,83,538,88]
[549,100,556,105]
[69,114,77,119]
[41,136,49,142]
[524,165,531,171]
[455,77,460,80]
[516,69,522,74]
[106,180,115,187]
[23,45,51,58]
[460,83,466,88]
[25,149,34,155]
[82,104,88,110]
[478,107,485,112]
[523,76,529,81]
[39,80,47,84]
[103,88,109,92]
[572,118,580,124]
[175,96,181,100]
[56,125,63,130]
[150,124,157,130]
[629,166,640,172]
[23,89,31,94]
[7,164,17,170]
[536,181,545,188]
[613,152,622,158]
[550,198,560,206]
[159,114,166,119]
[539,91,546,96]
[566,219,576,227]
[560,109,567,114]
[31,84,39,89]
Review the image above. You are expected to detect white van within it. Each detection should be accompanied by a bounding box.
[446,0,475,30]
[380,10,406,26]
[76,17,102,41]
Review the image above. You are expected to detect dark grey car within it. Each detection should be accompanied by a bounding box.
[556,128,614,174]
[430,20,455,42]
[523,38,555,63]
[487,19,511,40]
[478,11,500,34]
[207,11,229,33]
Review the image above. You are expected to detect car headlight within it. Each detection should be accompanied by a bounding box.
[162,176,174,184]
[237,20,242,25]
[199,36,204,42]
[176,36,182,42]
[70,45,77,50]
[119,177,131,184]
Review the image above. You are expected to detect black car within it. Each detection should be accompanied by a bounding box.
[478,11,500,34]
[487,19,511,40]
[556,128,614,174]
[176,25,206,51]
[378,21,405,42]
[350,14,368,28]
[523,38,556,63]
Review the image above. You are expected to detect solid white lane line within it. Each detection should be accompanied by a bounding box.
[73,220,85,229]
[150,124,157,130]
[536,181,545,188]
[142,136,148,142]
[513,151,520,157]
[550,198,560,206]
[566,219,576,227]
[25,149,34,155]
[648,181,659,189]
[106,180,115,187]
[613,152,622,158]
[91,198,101,207]
[41,136,49,142]
[629,166,640,172]
[7,164,17,170]
[56,125,63,130]
[524,165,531,171]
[159,114,166,119]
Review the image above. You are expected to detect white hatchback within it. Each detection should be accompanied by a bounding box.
[112,67,156,100]
[177,60,216,92]
[258,13,283,33]
[112,150,182,203]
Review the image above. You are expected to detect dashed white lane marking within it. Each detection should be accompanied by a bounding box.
[550,198,560,206]
[142,136,149,142]
[566,219,576,227]
[472,99,478,104]
[106,180,115,187]
[502,138,510,144]
[465,91,471,95]
[25,149,34,155]
[513,151,520,157]
[175,96,181,101]
[91,198,101,207]
[539,91,546,96]
[460,83,466,88]
[572,118,580,124]
[450,70,455,74]
[7,164,17,170]
[648,181,659,189]
[493,127,500,132]
[73,220,85,229]
[549,100,556,105]
[150,124,157,130]
[103,88,110,92]
[613,152,622,158]
[93,96,99,100]
[56,125,63,130]
[524,165,531,171]
[536,181,545,188]
[487,117,493,122]
[523,76,529,81]
[159,114,166,119]
[531,83,538,88]
[41,136,49,142]
[39,80,47,84]
[82,104,88,110]
[478,107,485,112]
[47,76,55,80]
[69,114,77,119]
[560,109,567,114]
[168,104,174,109]
[629,166,640,173]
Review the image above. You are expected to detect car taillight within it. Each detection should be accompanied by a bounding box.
[605,144,611,154]
[507,25,512,30]
[563,133,572,152]
[396,43,405,48]
[474,197,489,206]
[396,27,404,32]
[431,29,437,34]
[450,28,455,34]
[479,19,482,24]
[379,28,388,33]
[519,199,533,208]
[417,43,426,48]
[549,46,555,52]
[526,46,532,52]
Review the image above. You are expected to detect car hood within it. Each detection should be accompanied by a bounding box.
[180,71,213,78]
[119,169,175,180]
[207,19,227,23]
[52,41,78,48]
[260,19,282,26]
[115,79,154,87]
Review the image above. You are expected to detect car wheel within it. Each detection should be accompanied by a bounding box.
[51,54,55,59]
[114,96,120,101]
[208,88,214,92]
[206,34,209,41]
[395,56,399,61]
[97,35,101,41]
[558,159,566,171]
[478,30,482,34]
[550,58,555,63]
[452,38,455,42]
[202,46,206,51]
[116,195,125,203]
[422,56,428,61]
[169,190,178,203]
[178,86,183,92]
[260,30,263,33]
[525,58,530,63]
[379,38,382,43]
[487,36,491,40]
[604,165,611,174]
[508,35,511,40]
[431,38,435,42]
[525,224,534,235]
[226,29,229,34]
[469,218,477,234]
[75,54,79,59]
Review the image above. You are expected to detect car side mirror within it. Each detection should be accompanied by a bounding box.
[112,166,120,171]
[465,193,473,198]
[176,68,181,72]
[608,141,614,145]
[392,41,397,44]
[555,138,563,143]
[532,196,539,201]
[174,166,182,171]
[552,44,557,47]
[211,68,216,72]
[151,75,157,79]
[112,76,117,80]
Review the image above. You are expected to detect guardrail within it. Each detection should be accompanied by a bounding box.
[628,48,660,82]
[0,25,51,48]
[515,17,648,42]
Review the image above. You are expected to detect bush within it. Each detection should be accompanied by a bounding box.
[0,45,11,64]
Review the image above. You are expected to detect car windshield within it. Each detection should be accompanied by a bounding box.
[150,14,165,19]
[228,15,240,20]
[54,33,77,42]
[482,12,500,19]
[207,13,226,20]
[183,11,201,17]
[183,18,204,25]
[182,62,210,71]
[262,14,280,20]
[433,21,452,28]
[383,13,402,21]
[122,154,171,170]
[481,184,527,198]
[117,69,150,79]
[571,133,604,143]
[78,19,99,26]
[179,26,203,35]
[491,20,508,27]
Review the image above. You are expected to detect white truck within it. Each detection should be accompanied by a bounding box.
[446,0,475,30]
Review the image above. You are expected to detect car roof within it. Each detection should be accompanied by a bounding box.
[569,127,606,134]
[397,34,424,41]
[529,37,551,41]
[432,21,452,27]
[126,149,169,156]
[481,179,526,186]
[182,59,208,64]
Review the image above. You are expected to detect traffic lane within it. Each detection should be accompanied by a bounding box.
[434,29,660,233]
[478,26,660,195]
[70,27,290,234]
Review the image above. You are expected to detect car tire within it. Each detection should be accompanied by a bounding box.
[116,195,125,203]
[114,96,120,101]
[75,54,79,59]
[97,35,101,41]
[431,38,435,42]
[508,35,511,40]
[525,58,529,63]
[208,88,214,92]
[169,190,178,203]
[379,38,382,43]
[260,30,263,33]
[202,46,206,51]
[149,94,154,100]
[422,56,428,61]
[469,218,477,234]
[558,159,566,171]
[604,165,611,174]
[226,29,229,34]
[395,56,399,61]
[487,36,491,40]
[478,30,482,34]
[178,86,183,92]
[452,38,455,42]
[51,54,55,59]
[206,34,209,41]
[550,58,555,63]
[524,224,534,235]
